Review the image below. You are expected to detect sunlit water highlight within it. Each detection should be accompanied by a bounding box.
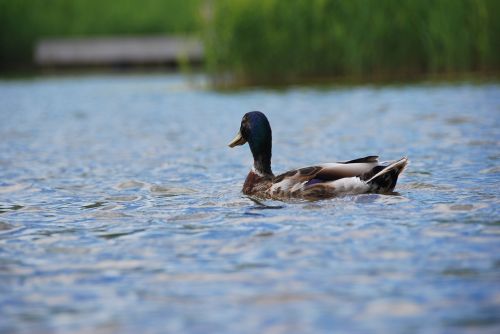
[0,74,499,333]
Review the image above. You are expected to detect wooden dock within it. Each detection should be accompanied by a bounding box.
[34,36,204,67]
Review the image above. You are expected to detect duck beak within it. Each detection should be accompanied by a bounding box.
[228,131,247,147]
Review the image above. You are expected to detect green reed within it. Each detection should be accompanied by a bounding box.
[204,0,500,85]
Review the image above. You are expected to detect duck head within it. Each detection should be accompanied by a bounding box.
[228,111,273,176]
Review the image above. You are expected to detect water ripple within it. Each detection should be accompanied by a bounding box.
[0,75,499,333]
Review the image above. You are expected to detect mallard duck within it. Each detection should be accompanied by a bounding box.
[228,111,408,199]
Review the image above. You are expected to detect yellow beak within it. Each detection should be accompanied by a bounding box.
[228,131,247,147]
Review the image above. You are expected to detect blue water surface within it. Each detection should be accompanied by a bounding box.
[0,74,499,333]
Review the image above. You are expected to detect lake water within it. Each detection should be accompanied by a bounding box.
[0,74,499,333]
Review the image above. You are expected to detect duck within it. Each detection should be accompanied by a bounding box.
[228,111,408,200]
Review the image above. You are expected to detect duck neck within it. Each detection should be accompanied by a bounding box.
[253,152,273,177]
[247,125,273,177]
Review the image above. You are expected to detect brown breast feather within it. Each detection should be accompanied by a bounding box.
[243,171,273,195]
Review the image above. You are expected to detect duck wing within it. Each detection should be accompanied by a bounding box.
[271,156,380,194]
[341,155,379,164]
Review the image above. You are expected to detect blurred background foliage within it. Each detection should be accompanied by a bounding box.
[1,0,499,84]
[205,0,500,84]
[0,0,201,66]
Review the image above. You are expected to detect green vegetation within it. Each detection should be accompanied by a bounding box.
[1,0,499,85]
[205,0,500,85]
[0,0,201,67]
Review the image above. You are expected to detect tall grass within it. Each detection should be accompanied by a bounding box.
[205,0,500,85]
[0,0,201,67]
[2,0,499,83]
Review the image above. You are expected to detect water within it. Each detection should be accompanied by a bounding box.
[0,74,499,333]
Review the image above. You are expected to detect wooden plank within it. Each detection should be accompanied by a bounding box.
[34,36,203,66]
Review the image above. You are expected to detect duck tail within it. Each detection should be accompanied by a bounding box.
[367,157,408,193]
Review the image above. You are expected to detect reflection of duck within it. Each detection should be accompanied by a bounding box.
[229,111,408,200]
